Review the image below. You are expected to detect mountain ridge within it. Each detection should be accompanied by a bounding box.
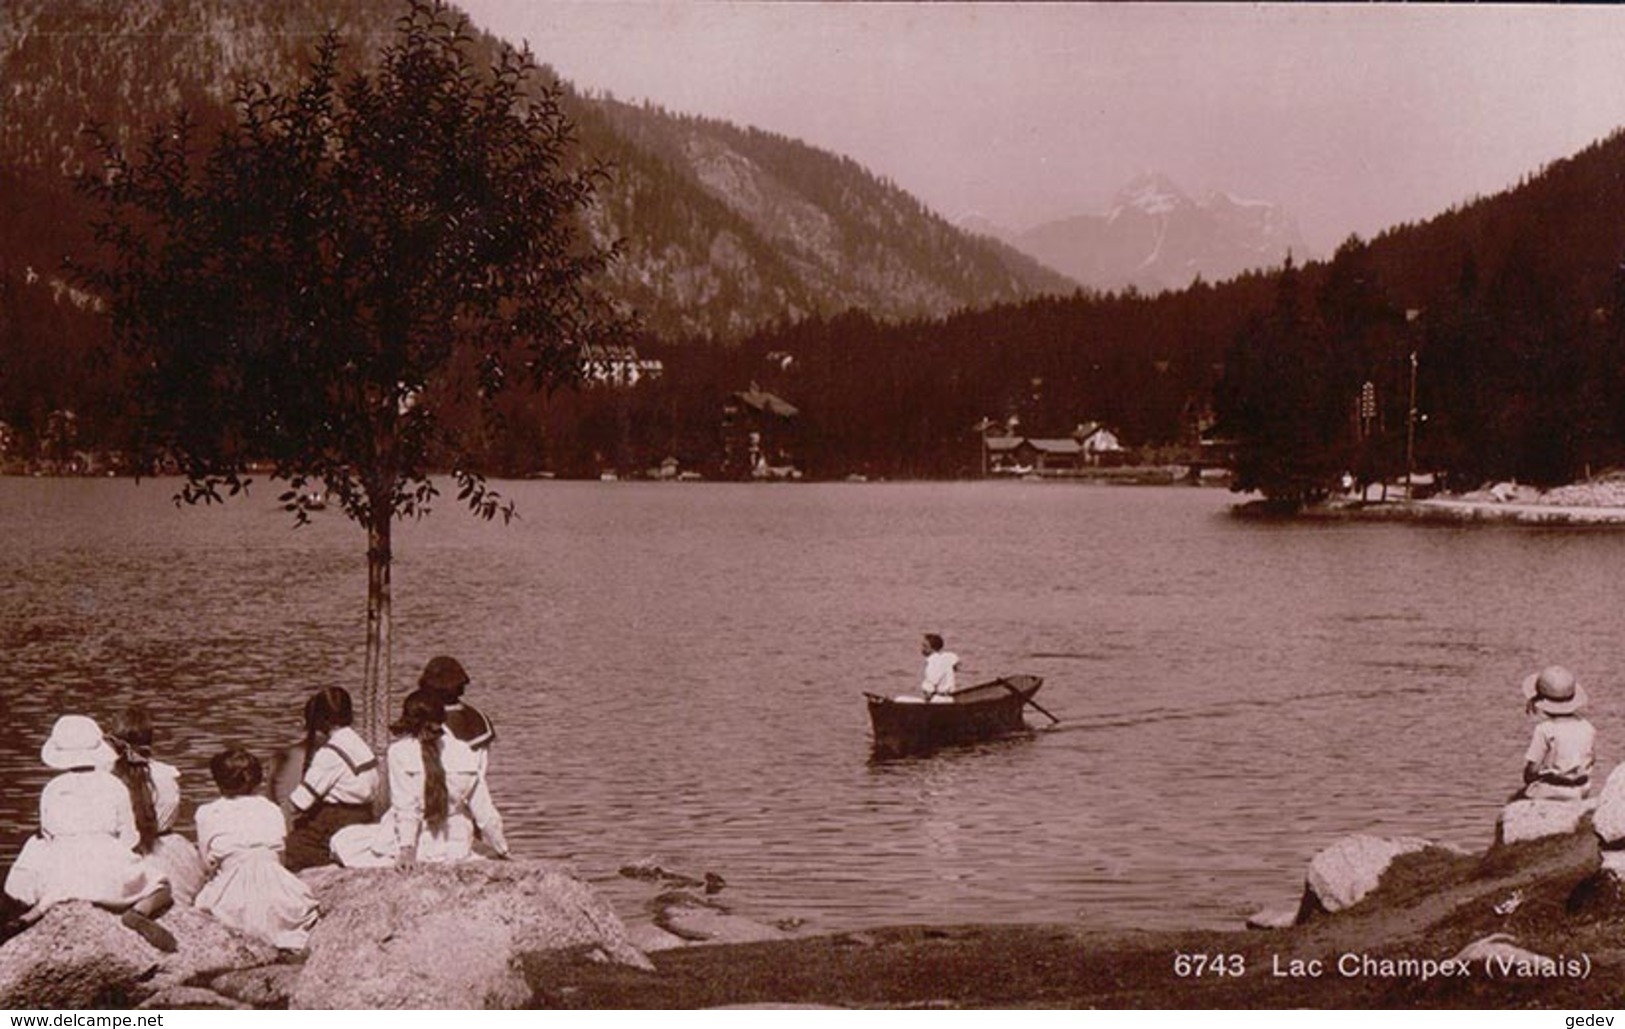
[961,173,1309,296]
[0,0,1075,341]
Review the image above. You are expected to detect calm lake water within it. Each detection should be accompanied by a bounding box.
[3,477,1624,932]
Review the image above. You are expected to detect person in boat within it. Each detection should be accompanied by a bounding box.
[3,714,177,952]
[918,633,961,703]
[194,747,319,951]
[417,655,496,762]
[1516,665,1595,801]
[106,706,206,905]
[330,689,509,868]
[282,686,379,871]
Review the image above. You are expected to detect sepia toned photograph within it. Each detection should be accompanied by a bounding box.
[4,0,1625,1012]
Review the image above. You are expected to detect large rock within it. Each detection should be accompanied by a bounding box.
[136,986,248,1010]
[652,890,791,945]
[1304,834,1436,913]
[0,903,158,1008]
[0,900,284,1008]
[154,904,285,990]
[1496,797,1598,845]
[208,965,304,1008]
[290,861,651,1010]
[1566,852,1625,920]
[1603,849,1625,880]
[626,921,690,953]
[1591,764,1625,844]
[1243,906,1298,930]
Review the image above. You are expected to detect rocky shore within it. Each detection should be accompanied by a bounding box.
[0,861,652,1009]
[7,790,1625,1008]
[1240,477,1625,527]
[534,818,1625,1009]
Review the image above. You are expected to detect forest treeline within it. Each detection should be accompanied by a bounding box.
[4,0,1625,490]
[8,127,1625,486]
[338,124,1625,488]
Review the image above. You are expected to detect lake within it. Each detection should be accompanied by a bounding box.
[3,477,1623,933]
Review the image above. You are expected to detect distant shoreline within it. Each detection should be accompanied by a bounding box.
[1236,496,1625,528]
[0,465,1229,487]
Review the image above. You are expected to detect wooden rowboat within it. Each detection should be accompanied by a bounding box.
[864,674,1044,758]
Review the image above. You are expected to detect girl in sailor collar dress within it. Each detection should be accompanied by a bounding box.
[418,655,497,762]
[3,715,177,951]
[332,689,509,867]
[194,748,318,950]
[282,686,379,871]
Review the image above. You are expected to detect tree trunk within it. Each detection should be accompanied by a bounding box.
[362,510,394,754]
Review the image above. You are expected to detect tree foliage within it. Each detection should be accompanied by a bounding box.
[75,0,625,742]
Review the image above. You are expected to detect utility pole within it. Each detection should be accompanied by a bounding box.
[1405,309,1421,496]
[973,417,993,478]
[1405,349,1418,493]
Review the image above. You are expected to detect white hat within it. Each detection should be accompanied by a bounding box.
[1522,666,1588,716]
[40,714,116,770]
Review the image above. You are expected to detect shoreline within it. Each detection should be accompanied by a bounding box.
[530,830,1625,1009]
[6,826,1620,1009]
[1237,496,1625,528]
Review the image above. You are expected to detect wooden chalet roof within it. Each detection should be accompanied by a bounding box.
[1026,438,1083,455]
[985,436,1082,455]
[733,388,800,418]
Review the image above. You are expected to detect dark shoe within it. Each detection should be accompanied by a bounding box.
[121,909,178,952]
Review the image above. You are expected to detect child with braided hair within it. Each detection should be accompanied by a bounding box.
[331,689,509,867]
[106,706,205,904]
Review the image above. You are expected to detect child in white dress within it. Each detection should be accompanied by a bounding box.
[194,748,318,950]
[3,714,176,951]
[332,690,508,867]
[107,707,206,904]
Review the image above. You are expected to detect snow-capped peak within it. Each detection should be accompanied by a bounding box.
[1113,173,1190,217]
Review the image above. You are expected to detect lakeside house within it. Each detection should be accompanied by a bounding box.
[580,344,664,388]
[984,422,1125,476]
[722,385,802,479]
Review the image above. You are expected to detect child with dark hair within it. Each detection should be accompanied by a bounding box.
[194,748,318,950]
[106,707,205,904]
[418,655,497,760]
[332,690,508,867]
[283,686,379,871]
[918,633,960,702]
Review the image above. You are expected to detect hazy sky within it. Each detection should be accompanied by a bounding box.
[456,2,1625,255]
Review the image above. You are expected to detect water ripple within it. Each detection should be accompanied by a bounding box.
[2,480,1621,932]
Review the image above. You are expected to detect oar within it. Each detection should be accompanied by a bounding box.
[999,677,1060,724]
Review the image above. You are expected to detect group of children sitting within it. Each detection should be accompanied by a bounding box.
[2,655,505,955]
[0,657,1598,955]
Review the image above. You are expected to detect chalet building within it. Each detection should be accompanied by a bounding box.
[580,344,664,387]
[984,422,1125,476]
[987,436,1079,474]
[1073,421,1125,463]
[722,385,801,479]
